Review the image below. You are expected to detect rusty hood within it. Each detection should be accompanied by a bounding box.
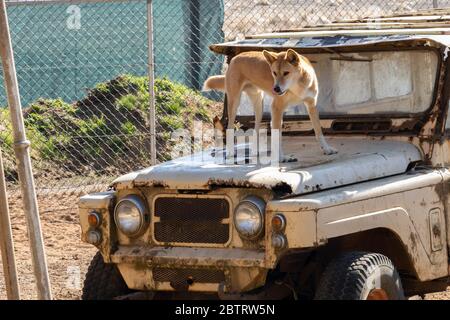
[112,137,422,195]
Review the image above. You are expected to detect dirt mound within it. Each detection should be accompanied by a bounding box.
[1,75,222,182]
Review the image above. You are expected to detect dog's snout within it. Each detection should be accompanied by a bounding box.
[274,85,281,93]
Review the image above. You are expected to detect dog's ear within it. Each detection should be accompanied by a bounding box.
[263,50,277,65]
[286,49,299,66]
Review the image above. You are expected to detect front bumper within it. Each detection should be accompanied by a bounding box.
[111,246,268,293]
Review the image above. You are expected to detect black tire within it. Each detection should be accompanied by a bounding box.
[82,252,131,300]
[314,251,405,300]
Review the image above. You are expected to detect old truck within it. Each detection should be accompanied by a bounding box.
[79,9,450,300]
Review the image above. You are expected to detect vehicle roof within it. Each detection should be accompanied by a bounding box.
[210,8,450,55]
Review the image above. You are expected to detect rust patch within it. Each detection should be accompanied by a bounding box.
[134,180,169,189]
[434,182,448,203]
[272,182,293,195]
[207,178,293,195]
[392,119,421,132]
[208,178,262,189]
[304,184,323,192]
[408,232,419,263]
[432,224,441,237]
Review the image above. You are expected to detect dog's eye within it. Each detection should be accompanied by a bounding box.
[283,71,290,76]
[273,71,277,76]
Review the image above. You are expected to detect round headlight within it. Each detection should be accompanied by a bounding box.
[114,195,147,237]
[234,196,265,240]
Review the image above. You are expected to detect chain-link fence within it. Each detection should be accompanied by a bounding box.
[223,0,445,41]
[1,0,450,298]
[2,0,449,215]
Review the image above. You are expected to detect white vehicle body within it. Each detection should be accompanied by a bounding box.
[79,10,450,299]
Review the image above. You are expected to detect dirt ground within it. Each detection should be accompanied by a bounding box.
[0,190,448,300]
[0,192,97,300]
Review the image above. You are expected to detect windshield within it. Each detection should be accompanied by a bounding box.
[237,50,438,117]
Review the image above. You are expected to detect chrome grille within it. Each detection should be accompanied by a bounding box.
[153,197,230,244]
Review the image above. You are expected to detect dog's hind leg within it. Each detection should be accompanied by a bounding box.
[225,79,243,130]
[271,98,293,163]
[304,97,337,155]
[245,86,264,160]
[225,78,243,158]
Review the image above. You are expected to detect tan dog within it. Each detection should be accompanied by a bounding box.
[203,49,337,161]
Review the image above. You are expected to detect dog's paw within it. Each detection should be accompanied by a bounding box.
[322,145,338,155]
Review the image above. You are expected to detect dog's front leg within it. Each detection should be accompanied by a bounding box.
[304,98,337,155]
[271,100,296,163]
[246,89,264,158]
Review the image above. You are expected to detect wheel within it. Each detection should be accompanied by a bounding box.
[82,252,131,300]
[314,251,405,300]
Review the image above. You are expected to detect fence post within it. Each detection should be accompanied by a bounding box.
[0,148,20,300]
[189,0,201,90]
[147,0,157,166]
[433,0,438,8]
[0,0,52,300]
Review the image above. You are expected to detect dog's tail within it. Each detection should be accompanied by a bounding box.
[202,75,225,92]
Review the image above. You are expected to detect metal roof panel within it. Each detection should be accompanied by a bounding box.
[210,34,449,55]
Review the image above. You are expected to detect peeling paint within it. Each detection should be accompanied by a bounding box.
[112,138,422,197]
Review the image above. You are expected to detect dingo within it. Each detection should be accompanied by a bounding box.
[203,49,337,161]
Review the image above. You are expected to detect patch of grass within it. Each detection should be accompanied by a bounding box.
[79,115,110,136]
[0,108,13,148]
[121,121,137,135]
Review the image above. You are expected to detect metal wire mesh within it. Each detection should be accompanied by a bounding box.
[1,0,151,209]
[223,0,448,41]
[0,0,449,300]
[154,197,230,244]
